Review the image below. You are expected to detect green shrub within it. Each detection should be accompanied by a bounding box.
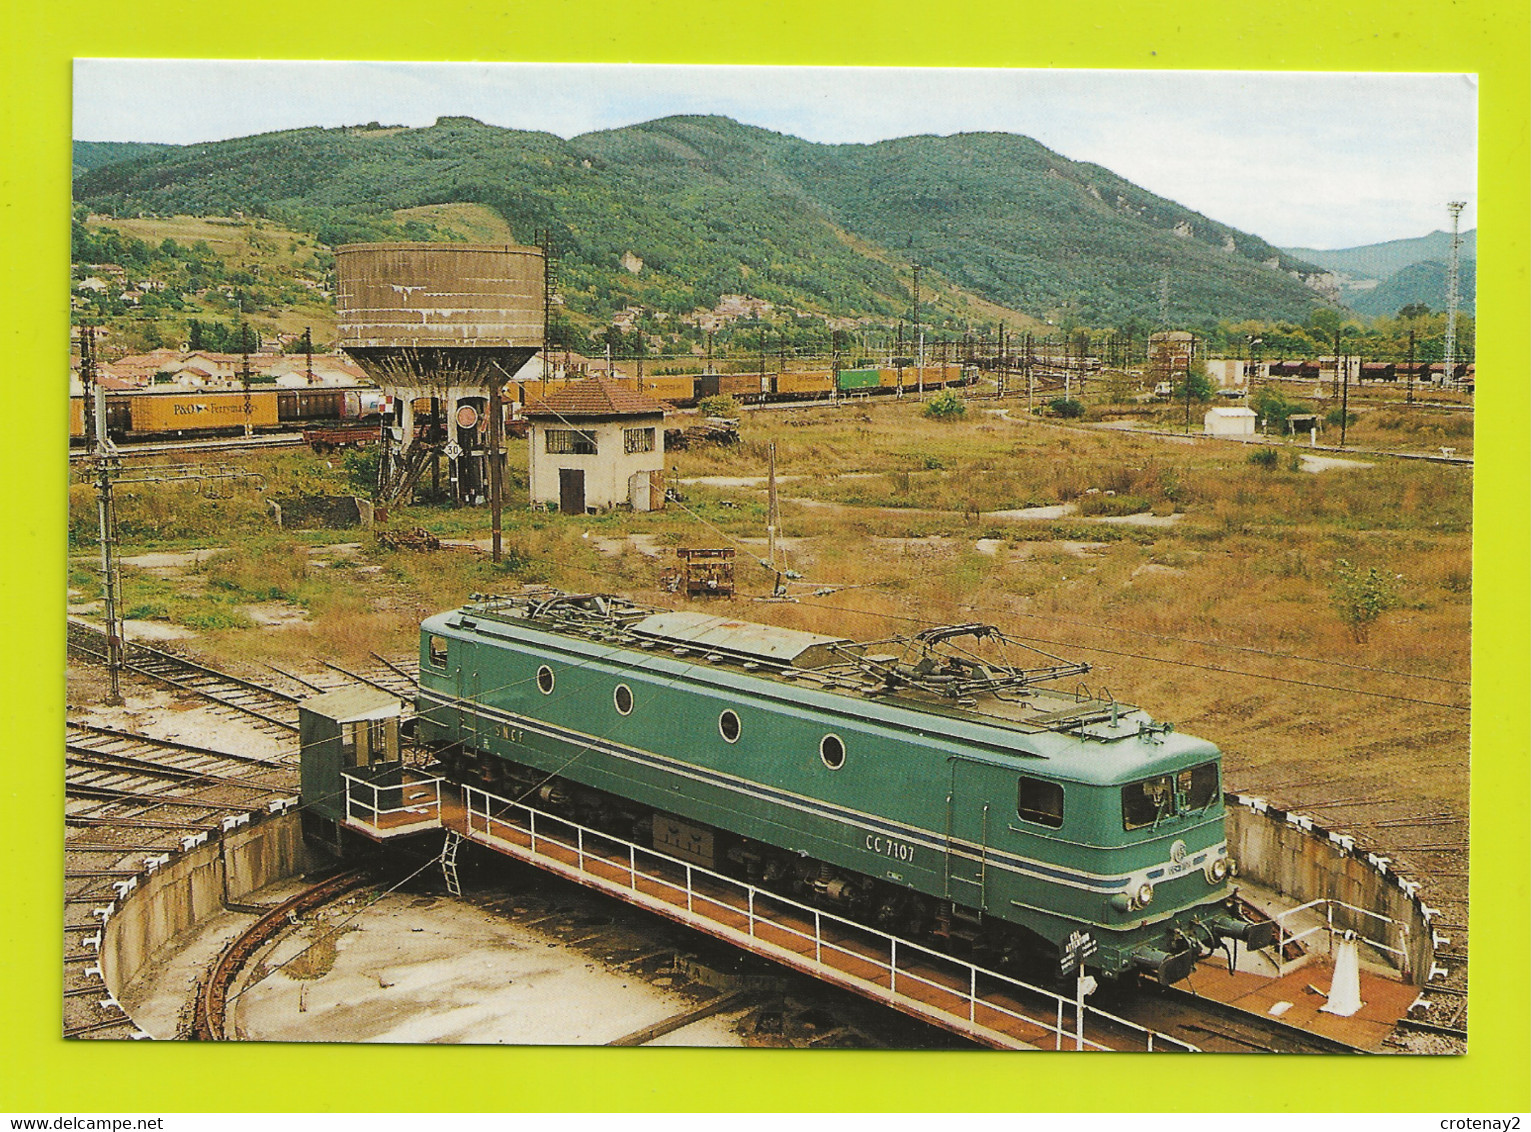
[1330,558,1403,643]
[182,607,256,631]
[923,391,966,420]
[1047,397,1084,419]
[1247,447,1280,469]
[1076,493,1153,517]
[697,394,741,418]
[1325,407,1356,428]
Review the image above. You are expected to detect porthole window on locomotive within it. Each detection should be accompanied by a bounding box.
[536,665,555,694]
[614,683,634,715]
[819,734,846,770]
[718,710,741,743]
[1016,776,1064,828]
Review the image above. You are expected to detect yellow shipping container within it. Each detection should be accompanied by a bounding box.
[775,370,834,397]
[129,390,280,434]
[636,375,698,404]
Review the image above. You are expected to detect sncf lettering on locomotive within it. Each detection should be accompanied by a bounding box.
[865,833,916,863]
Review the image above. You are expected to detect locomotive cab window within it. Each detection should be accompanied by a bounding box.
[1122,774,1175,830]
[1016,777,1064,828]
[427,635,448,669]
[1179,762,1219,810]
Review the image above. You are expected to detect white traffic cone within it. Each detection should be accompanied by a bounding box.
[1321,930,1366,1017]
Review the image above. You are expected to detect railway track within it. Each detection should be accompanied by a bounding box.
[62,711,303,1041]
[191,867,376,1040]
[68,619,302,740]
[69,432,307,464]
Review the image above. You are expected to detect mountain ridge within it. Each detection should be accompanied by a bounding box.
[74,114,1331,333]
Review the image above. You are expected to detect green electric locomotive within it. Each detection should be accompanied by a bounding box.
[414,590,1275,982]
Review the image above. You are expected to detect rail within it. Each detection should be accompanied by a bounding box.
[438,782,1195,1053]
[1274,897,1410,976]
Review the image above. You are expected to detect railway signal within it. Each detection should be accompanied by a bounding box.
[1060,930,1100,1050]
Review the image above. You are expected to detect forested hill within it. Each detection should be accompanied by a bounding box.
[72,140,179,178]
[74,114,1327,331]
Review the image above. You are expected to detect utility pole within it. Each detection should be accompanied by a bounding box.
[1443,201,1465,388]
[998,323,1007,399]
[1406,329,1416,406]
[302,326,314,384]
[489,370,505,563]
[79,321,98,454]
[895,320,905,397]
[766,440,779,571]
[239,323,255,437]
[912,264,923,398]
[1183,341,1193,434]
[1331,329,1343,402]
[1340,346,1351,446]
[1025,331,1035,415]
[78,322,264,704]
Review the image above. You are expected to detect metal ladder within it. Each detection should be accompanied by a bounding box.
[439,832,463,897]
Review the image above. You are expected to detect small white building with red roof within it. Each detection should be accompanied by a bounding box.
[523,378,667,513]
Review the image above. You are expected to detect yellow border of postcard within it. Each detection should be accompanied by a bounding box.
[3,0,1526,1113]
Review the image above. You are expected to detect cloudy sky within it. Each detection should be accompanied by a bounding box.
[74,61,1477,250]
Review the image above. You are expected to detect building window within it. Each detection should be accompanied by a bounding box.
[819,734,845,770]
[546,429,597,455]
[1016,777,1064,828]
[624,427,656,454]
[718,710,741,743]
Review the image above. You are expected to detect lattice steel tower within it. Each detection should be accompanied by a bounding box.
[1443,201,1465,385]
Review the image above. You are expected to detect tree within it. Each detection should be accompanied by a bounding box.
[1172,365,1214,403]
[1329,559,1402,644]
[1397,302,1431,321]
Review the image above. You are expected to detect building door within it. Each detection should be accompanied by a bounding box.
[559,468,585,514]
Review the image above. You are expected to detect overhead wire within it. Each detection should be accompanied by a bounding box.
[781,594,1470,712]
[532,553,1470,710]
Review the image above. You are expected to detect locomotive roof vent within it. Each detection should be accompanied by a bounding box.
[629,611,854,670]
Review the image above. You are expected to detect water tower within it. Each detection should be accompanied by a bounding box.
[336,242,544,504]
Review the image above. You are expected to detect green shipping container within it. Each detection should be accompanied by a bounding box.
[835,367,881,391]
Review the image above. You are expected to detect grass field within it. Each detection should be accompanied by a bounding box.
[68,391,1472,920]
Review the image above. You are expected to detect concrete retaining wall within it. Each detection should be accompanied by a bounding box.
[98,801,315,1001]
[1226,793,1443,983]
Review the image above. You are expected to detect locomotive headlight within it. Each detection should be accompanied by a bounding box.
[1135,882,1155,908]
[1207,858,1229,884]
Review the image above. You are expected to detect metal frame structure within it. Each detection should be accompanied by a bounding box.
[337,773,1196,1052]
